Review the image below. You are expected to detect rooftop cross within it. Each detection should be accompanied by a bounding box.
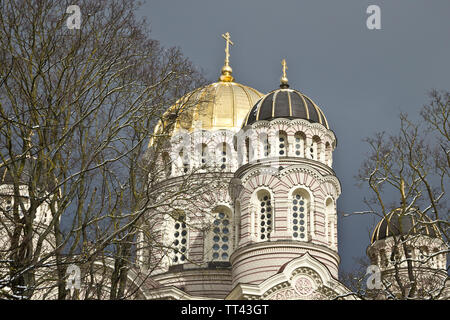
[280,59,289,88]
[219,32,234,82]
[221,32,234,66]
[282,59,288,78]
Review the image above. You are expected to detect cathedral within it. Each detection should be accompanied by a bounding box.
[134,33,448,300]
[0,32,447,300]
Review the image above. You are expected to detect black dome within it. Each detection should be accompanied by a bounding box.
[371,209,441,244]
[242,88,329,129]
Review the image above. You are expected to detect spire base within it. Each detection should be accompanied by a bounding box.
[280,76,289,88]
[219,65,234,82]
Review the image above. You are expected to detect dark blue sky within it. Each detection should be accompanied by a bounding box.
[139,0,450,273]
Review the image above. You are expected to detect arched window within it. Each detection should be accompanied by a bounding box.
[291,189,309,240]
[390,245,401,265]
[278,131,288,156]
[2,196,21,218]
[2,196,12,212]
[294,132,306,157]
[405,245,414,260]
[245,137,250,163]
[219,142,229,170]
[210,208,232,261]
[258,191,273,240]
[179,150,189,174]
[309,136,321,160]
[172,213,188,264]
[259,133,270,158]
[196,143,208,168]
[419,246,428,264]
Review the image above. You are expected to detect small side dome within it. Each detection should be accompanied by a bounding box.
[371,208,441,244]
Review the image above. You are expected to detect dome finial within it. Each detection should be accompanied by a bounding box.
[280,58,289,88]
[219,32,234,82]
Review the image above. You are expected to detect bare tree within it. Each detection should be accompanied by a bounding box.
[341,90,449,300]
[0,0,211,299]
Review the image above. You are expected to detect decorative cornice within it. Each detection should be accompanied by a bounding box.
[235,162,341,196]
[246,117,336,144]
[229,241,340,266]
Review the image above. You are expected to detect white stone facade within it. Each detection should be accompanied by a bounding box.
[136,105,350,299]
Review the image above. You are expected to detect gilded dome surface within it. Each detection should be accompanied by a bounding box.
[175,81,263,132]
[150,32,264,146]
[151,81,263,145]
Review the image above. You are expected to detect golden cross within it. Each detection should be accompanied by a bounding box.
[282,59,288,78]
[221,32,234,65]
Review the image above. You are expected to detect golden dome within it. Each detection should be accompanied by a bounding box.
[149,32,263,146]
[150,81,263,146]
